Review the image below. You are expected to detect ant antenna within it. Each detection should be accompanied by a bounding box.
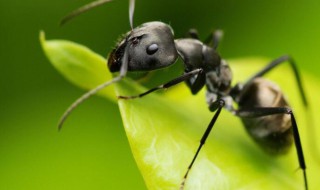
[58,46,129,131]
[58,79,117,131]
[60,0,113,26]
[58,0,135,130]
[129,0,135,29]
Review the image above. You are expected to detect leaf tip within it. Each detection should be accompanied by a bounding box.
[39,31,48,53]
[39,30,45,43]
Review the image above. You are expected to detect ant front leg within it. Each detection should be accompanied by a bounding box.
[118,68,203,99]
[180,99,225,190]
[185,69,206,95]
[236,107,308,190]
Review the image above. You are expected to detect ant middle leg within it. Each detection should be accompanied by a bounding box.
[180,99,225,190]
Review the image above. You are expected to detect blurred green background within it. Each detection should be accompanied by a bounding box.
[1,0,320,189]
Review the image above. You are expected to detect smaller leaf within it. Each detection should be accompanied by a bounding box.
[39,31,116,101]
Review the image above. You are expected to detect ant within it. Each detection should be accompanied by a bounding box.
[59,0,308,189]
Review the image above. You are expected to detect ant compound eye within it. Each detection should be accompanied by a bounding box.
[146,43,158,55]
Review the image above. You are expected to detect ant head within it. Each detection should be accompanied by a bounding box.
[108,21,178,72]
[61,0,178,73]
[57,1,179,130]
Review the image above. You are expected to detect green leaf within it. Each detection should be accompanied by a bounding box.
[39,31,116,101]
[40,33,320,189]
[115,58,320,190]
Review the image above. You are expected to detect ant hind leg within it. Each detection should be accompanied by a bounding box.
[235,107,308,190]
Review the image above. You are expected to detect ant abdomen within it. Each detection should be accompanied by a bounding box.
[238,78,293,154]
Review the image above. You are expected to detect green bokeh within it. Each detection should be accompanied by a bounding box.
[1,0,320,189]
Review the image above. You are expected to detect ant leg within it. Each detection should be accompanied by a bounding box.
[118,68,203,99]
[204,30,224,49]
[187,28,199,39]
[185,71,206,94]
[180,99,225,190]
[235,107,308,190]
[187,29,223,49]
[241,55,307,106]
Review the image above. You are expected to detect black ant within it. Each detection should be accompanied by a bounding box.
[59,0,308,189]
